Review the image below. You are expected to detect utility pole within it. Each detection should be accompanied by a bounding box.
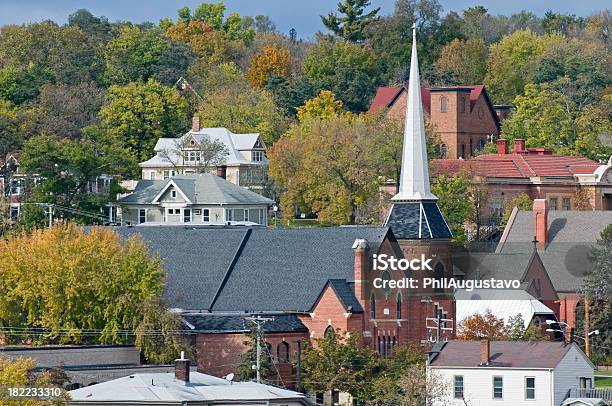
[245,316,274,384]
[585,297,591,357]
[47,203,53,228]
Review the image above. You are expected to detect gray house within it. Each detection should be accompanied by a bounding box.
[117,173,274,226]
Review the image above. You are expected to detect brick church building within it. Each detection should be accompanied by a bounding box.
[369,84,507,159]
[112,28,456,388]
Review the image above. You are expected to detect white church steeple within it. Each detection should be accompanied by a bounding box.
[392,24,437,202]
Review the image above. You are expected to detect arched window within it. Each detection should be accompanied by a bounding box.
[478,138,485,150]
[396,292,402,319]
[370,292,376,319]
[440,144,447,159]
[324,325,335,339]
[461,144,466,159]
[434,262,445,294]
[440,96,447,113]
[277,341,290,362]
[469,139,473,155]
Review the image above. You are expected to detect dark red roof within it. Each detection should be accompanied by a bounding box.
[429,340,579,369]
[369,85,484,114]
[431,153,600,179]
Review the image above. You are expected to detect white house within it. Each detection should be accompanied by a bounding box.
[139,116,268,193]
[428,340,596,406]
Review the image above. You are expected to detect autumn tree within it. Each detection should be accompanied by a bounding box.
[436,38,488,85]
[269,114,381,224]
[321,0,380,43]
[0,357,69,405]
[296,90,344,122]
[0,224,187,363]
[457,310,508,340]
[99,79,189,163]
[246,45,291,88]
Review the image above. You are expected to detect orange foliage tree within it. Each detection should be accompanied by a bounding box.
[246,45,291,88]
[456,309,508,340]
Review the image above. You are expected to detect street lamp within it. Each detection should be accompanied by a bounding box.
[273,205,279,228]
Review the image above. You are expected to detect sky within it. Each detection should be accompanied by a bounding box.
[0,0,609,39]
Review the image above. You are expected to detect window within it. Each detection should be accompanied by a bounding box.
[170,190,177,199]
[461,144,466,159]
[167,208,179,215]
[138,209,146,224]
[252,151,264,162]
[244,209,249,222]
[183,208,191,223]
[194,209,202,215]
[226,209,233,221]
[324,325,335,338]
[469,139,473,155]
[10,206,19,221]
[440,144,447,159]
[163,170,170,179]
[460,96,466,113]
[149,171,156,180]
[580,377,592,389]
[454,375,464,399]
[396,293,402,319]
[259,208,265,225]
[549,197,558,210]
[441,96,447,112]
[203,209,210,222]
[562,197,571,210]
[493,376,503,399]
[184,151,201,162]
[478,138,485,150]
[277,341,290,363]
[370,292,376,319]
[525,377,535,400]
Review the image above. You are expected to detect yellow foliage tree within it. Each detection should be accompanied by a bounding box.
[296,90,344,122]
[0,356,69,405]
[246,45,291,88]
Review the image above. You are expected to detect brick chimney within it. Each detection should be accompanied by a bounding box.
[496,139,508,155]
[192,115,201,132]
[352,239,369,308]
[480,338,490,365]
[513,138,526,154]
[175,351,190,383]
[533,199,548,251]
[216,165,227,180]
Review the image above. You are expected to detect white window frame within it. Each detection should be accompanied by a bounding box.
[453,375,464,399]
[203,209,210,222]
[138,209,147,224]
[226,209,233,222]
[183,208,191,223]
[525,376,535,400]
[149,171,156,180]
[171,190,177,199]
[252,150,264,162]
[493,376,503,399]
[244,209,249,222]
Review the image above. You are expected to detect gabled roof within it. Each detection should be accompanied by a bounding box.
[498,210,612,292]
[111,226,390,313]
[431,154,601,179]
[385,202,452,240]
[320,279,364,313]
[140,128,267,168]
[429,340,586,369]
[118,174,274,206]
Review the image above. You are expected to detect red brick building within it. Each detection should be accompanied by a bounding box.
[369,85,505,159]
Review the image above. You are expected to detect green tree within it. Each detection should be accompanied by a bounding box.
[296,90,344,122]
[0,357,69,405]
[501,193,532,226]
[302,39,377,112]
[431,174,471,242]
[507,314,549,341]
[0,65,52,105]
[235,328,273,382]
[321,0,380,43]
[99,79,189,163]
[435,38,488,85]
[301,329,379,401]
[0,224,185,363]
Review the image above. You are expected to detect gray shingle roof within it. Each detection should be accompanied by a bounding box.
[182,314,308,334]
[328,280,364,313]
[385,202,452,239]
[498,211,612,292]
[429,340,576,368]
[118,174,274,206]
[112,226,389,313]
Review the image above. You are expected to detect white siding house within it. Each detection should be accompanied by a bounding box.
[428,340,595,406]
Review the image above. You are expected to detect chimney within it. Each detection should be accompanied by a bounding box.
[533,199,548,251]
[496,139,508,155]
[216,165,227,180]
[175,351,190,383]
[192,115,201,132]
[567,327,575,344]
[513,138,525,154]
[480,338,490,365]
[352,239,369,309]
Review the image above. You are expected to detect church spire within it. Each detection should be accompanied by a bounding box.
[392,24,437,202]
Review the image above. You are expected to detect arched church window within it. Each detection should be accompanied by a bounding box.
[324,325,335,339]
[277,341,290,362]
[461,144,465,159]
[396,292,402,319]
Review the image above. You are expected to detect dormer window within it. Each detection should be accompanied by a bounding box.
[171,190,177,199]
[252,151,264,162]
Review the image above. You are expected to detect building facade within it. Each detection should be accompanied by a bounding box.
[370,85,504,159]
[139,117,268,193]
